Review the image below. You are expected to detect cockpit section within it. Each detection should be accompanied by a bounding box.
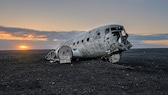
[105,26,128,41]
[105,26,131,52]
[111,26,127,37]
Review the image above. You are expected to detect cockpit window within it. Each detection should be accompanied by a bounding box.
[111,28,117,31]
[112,32,120,40]
[111,27,123,31]
[119,27,123,30]
[121,30,127,36]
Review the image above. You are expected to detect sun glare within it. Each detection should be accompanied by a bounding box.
[19,45,28,50]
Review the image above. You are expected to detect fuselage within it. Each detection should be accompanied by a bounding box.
[45,24,132,63]
[62,24,131,58]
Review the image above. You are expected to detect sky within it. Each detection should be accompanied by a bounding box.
[0,0,168,50]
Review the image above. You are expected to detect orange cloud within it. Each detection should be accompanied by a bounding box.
[0,31,47,41]
[141,40,168,46]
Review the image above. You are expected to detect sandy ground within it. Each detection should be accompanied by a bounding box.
[0,49,168,95]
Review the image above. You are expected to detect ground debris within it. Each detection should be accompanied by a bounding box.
[0,49,168,94]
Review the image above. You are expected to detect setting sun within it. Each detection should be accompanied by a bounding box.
[19,45,29,50]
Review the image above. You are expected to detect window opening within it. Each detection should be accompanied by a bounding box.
[87,38,89,41]
[97,33,100,35]
[111,28,117,30]
[105,28,109,34]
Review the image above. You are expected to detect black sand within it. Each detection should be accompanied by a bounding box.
[0,49,168,95]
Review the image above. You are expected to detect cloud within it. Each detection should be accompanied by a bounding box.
[129,34,168,40]
[141,40,168,46]
[0,26,85,50]
[0,31,47,41]
[129,34,168,48]
[0,26,84,41]
[0,25,168,50]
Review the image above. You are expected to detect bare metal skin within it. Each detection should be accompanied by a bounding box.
[45,24,132,63]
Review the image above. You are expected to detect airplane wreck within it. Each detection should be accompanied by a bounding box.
[45,24,132,63]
